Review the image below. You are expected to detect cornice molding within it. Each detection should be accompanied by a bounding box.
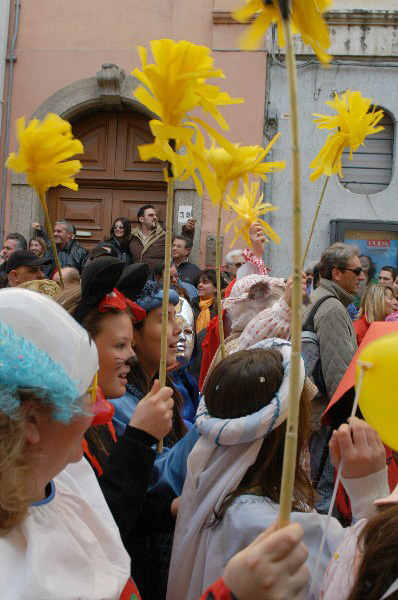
[212,10,398,27]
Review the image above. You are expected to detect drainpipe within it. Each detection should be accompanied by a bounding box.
[0,0,20,239]
[0,0,10,134]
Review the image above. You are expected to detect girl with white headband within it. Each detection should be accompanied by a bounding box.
[167,339,390,600]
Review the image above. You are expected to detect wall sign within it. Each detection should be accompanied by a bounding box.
[178,205,193,224]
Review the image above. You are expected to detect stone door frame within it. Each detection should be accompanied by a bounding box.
[9,64,202,264]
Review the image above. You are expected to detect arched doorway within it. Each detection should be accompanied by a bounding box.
[48,109,167,248]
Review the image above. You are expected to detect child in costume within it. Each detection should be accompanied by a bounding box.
[167,340,390,600]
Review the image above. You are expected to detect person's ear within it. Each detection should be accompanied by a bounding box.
[331,267,341,282]
[8,269,18,286]
[20,400,42,445]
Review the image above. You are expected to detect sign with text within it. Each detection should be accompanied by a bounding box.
[368,239,390,249]
[178,205,193,224]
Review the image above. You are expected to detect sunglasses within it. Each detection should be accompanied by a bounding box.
[87,372,98,405]
[342,267,363,276]
[114,224,124,229]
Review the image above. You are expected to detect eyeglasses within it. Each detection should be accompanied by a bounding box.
[87,372,98,405]
[342,267,363,276]
[114,224,124,230]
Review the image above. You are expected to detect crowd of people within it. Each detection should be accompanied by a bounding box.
[1,202,398,600]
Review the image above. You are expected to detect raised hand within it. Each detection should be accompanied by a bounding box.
[329,416,386,479]
[129,379,174,441]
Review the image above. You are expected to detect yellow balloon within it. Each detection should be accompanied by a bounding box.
[357,332,398,451]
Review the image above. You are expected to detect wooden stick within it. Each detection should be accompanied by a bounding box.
[39,193,65,290]
[278,12,303,528]
[302,175,330,266]
[216,200,226,359]
[157,169,174,453]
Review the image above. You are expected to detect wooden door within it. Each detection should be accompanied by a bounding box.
[47,110,167,249]
[48,187,113,249]
[112,189,167,229]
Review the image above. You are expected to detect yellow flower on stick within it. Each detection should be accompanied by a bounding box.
[233,0,332,64]
[6,113,83,291]
[309,90,384,181]
[225,181,280,248]
[6,113,83,195]
[132,39,243,186]
[205,132,285,206]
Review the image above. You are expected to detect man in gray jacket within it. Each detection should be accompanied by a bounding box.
[311,242,364,399]
[307,242,365,512]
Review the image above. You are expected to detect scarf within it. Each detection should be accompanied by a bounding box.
[166,339,305,600]
[196,298,214,333]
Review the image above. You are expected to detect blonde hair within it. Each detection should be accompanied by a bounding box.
[0,393,30,532]
[358,284,393,322]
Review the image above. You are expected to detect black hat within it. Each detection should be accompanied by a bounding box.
[6,250,51,274]
[73,256,125,323]
[116,263,149,301]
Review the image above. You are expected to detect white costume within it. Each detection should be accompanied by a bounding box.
[167,339,389,600]
[0,290,138,599]
[0,458,132,600]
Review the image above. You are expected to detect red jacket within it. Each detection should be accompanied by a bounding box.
[353,315,370,347]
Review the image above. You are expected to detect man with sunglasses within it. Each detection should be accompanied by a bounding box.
[305,242,365,513]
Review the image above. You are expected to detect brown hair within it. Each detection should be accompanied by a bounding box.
[346,505,398,600]
[55,286,131,455]
[29,236,47,257]
[203,348,314,523]
[56,286,187,446]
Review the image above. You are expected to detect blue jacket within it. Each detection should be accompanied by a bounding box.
[109,384,200,496]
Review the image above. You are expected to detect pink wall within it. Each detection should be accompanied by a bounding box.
[3,0,267,263]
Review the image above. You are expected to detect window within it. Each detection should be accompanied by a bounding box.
[338,109,394,196]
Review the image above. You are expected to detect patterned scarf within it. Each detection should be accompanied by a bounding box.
[196,298,214,333]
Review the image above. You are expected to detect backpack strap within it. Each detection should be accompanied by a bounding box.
[303,294,337,333]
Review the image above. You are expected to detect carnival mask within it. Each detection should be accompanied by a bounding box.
[175,298,195,367]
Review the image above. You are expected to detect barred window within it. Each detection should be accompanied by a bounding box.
[338,109,394,196]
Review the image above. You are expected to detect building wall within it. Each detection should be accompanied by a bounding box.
[262,3,398,276]
[1,0,267,266]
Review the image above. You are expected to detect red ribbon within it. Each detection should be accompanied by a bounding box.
[98,288,146,322]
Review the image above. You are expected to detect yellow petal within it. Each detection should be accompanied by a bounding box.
[310,90,384,180]
[6,113,83,195]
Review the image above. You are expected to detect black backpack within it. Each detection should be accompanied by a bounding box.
[301,295,335,394]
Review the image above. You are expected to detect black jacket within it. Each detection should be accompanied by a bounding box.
[44,239,88,276]
[107,235,132,265]
[177,260,201,285]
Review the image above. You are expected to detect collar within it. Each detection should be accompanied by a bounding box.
[30,481,55,507]
[319,278,354,307]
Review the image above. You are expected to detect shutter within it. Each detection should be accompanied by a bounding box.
[338,111,394,196]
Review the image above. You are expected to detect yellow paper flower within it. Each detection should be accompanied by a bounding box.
[233,0,332,64]
[132,39,244,189]
[6,113,83,195]
[310,90,384,181]
[225,181,280,247]
[204,132,285,206]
